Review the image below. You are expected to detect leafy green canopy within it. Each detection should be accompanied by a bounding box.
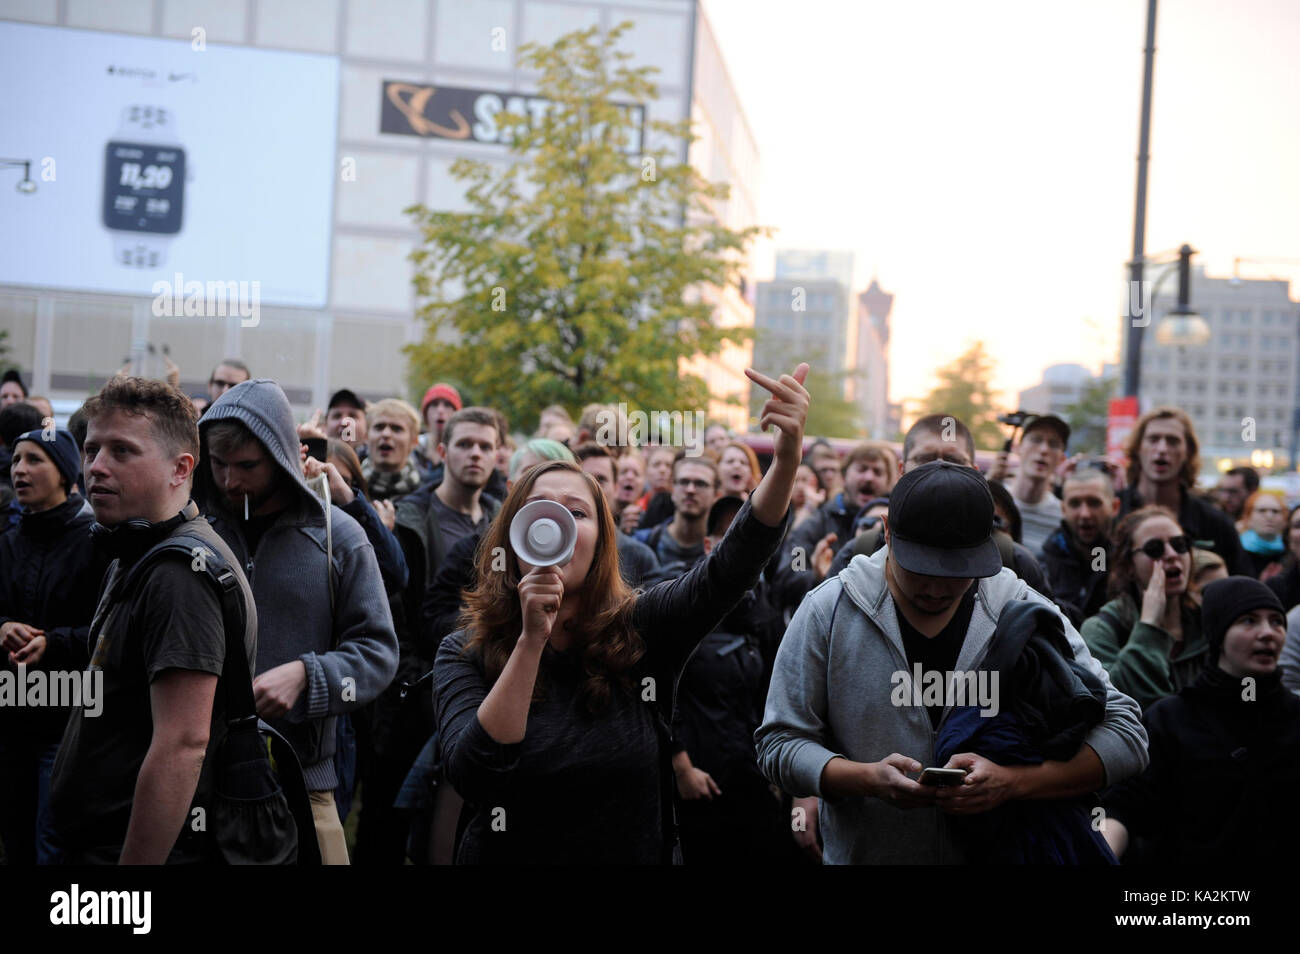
[404,22,765,431]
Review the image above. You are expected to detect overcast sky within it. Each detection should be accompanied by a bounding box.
[701,0,1300,411]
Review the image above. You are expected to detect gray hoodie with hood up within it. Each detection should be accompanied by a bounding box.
[197,379,399,791]
[755,545,1149,864]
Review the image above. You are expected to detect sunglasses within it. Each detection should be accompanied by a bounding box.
[1133,535,1191,560]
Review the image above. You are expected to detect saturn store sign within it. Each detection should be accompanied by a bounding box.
[380,80,645,152]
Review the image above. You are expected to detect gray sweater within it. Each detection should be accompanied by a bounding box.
[198,379,399,790]
[755,545,1149,864]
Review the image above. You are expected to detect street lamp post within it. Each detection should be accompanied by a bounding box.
[1123,0,1160,399]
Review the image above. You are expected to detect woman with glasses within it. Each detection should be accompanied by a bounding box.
[1080,505,1206,712]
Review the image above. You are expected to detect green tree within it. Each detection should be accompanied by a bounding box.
[403,22,764,428]
[1063,375,1117,456]
[915,341,1004,450]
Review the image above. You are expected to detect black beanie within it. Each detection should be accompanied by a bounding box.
[1200,575,1285,663]
[13,428,80,494]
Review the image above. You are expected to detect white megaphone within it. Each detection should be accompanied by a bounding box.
[509,500,578,568]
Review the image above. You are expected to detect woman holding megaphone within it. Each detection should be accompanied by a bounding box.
[431,364,809,864]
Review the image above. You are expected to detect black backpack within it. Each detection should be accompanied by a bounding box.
[111,531,320,865]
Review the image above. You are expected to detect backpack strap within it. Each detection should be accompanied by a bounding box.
[115,533,254,722]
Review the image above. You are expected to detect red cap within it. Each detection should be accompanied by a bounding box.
[421,382,462,414]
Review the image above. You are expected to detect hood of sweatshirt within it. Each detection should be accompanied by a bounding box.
[194,378,325,523]
[837,542,1029,633]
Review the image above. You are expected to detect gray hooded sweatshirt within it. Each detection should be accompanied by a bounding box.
[755,545,1149,865]
[197,379,399,791]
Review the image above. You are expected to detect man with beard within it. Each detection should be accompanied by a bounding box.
[363,399,424,502]
[1040,466,1121,628]
[757,461,1147,864]
[195,379,398,863]
[1215,467,1258,525]
[634,451,721,577]
[1118,407,1249,574]
[770,441,898,615]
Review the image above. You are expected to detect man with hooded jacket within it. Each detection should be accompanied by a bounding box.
[195,379,398,864]
[756,461,1148,864]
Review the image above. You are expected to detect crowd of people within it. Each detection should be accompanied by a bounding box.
[0,357,1296,866]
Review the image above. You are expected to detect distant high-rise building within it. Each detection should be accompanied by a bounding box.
[1136,268,1299,469]
[854,277,893,438]
[752,249,856,429]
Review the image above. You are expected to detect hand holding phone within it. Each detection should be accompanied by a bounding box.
[918,767,969,787]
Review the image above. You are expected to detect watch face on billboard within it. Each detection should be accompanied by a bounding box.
[102,142,186,234]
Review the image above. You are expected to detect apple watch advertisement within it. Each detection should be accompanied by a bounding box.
[0,21,338,307]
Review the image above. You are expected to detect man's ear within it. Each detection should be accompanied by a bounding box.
[1109,497,1120,517]
[170,452,196,488]
[881,512,890,544]
[703,536,714,555]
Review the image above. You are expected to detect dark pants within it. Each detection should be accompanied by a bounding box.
[0,735,62,865]
[677,772,803,866]
[353,749,417,865]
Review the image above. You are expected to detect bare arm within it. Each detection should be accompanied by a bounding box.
[119,669,217,864]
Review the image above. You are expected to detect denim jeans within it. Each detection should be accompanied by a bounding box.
[0,735,64,865]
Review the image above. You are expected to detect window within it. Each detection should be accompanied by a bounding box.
[1263,311,1274,325]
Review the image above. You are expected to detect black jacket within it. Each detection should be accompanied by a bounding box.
[1265,561,1300,612]
[1118,484,1250,575]
[1103,666,1300,864]
[0,497,106,742]
[769,492,858,614]
[1039,522,1110,628]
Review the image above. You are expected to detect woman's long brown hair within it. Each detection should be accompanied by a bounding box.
[460,459,642,714]
[1106,505,1198,615]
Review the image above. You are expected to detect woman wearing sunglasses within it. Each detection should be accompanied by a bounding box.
[1081,505,1207,712]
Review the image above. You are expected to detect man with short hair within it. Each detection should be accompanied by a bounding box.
[364,406,501,863]
[50,377,257,864]
[364,399,424,502]
[573,442,659,586]
[1216,466,1259,524]
[1002,415,1069,554]
[634,451,720,574]
[207,359,250,404]
[326,388,368,451]
[196,378,399,864]
[1119,407,1249,574]
[1039,467,1121,627]
[757,461,1148,864]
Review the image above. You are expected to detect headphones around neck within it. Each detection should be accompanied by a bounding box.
[91,500,200,557]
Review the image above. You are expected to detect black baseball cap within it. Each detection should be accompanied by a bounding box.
[328,388,365,412]
[1022,413,1070,448]
[706,494,745,538]
[887,461,1002,578]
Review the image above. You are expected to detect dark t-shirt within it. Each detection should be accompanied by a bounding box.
[896,585,977,729]
[428,492,491,555]
[50,532,256,862]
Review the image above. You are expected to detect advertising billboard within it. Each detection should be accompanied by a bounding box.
[0,21,339,308]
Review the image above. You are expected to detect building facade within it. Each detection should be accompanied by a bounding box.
[1138,269,1299,469]
[0,0,761,426]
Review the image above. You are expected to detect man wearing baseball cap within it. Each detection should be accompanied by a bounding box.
[1005,414,1070,554]
[326,388,368,452]
[756,460,1148,864]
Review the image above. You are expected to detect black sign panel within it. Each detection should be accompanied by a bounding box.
[380,80,645,153]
